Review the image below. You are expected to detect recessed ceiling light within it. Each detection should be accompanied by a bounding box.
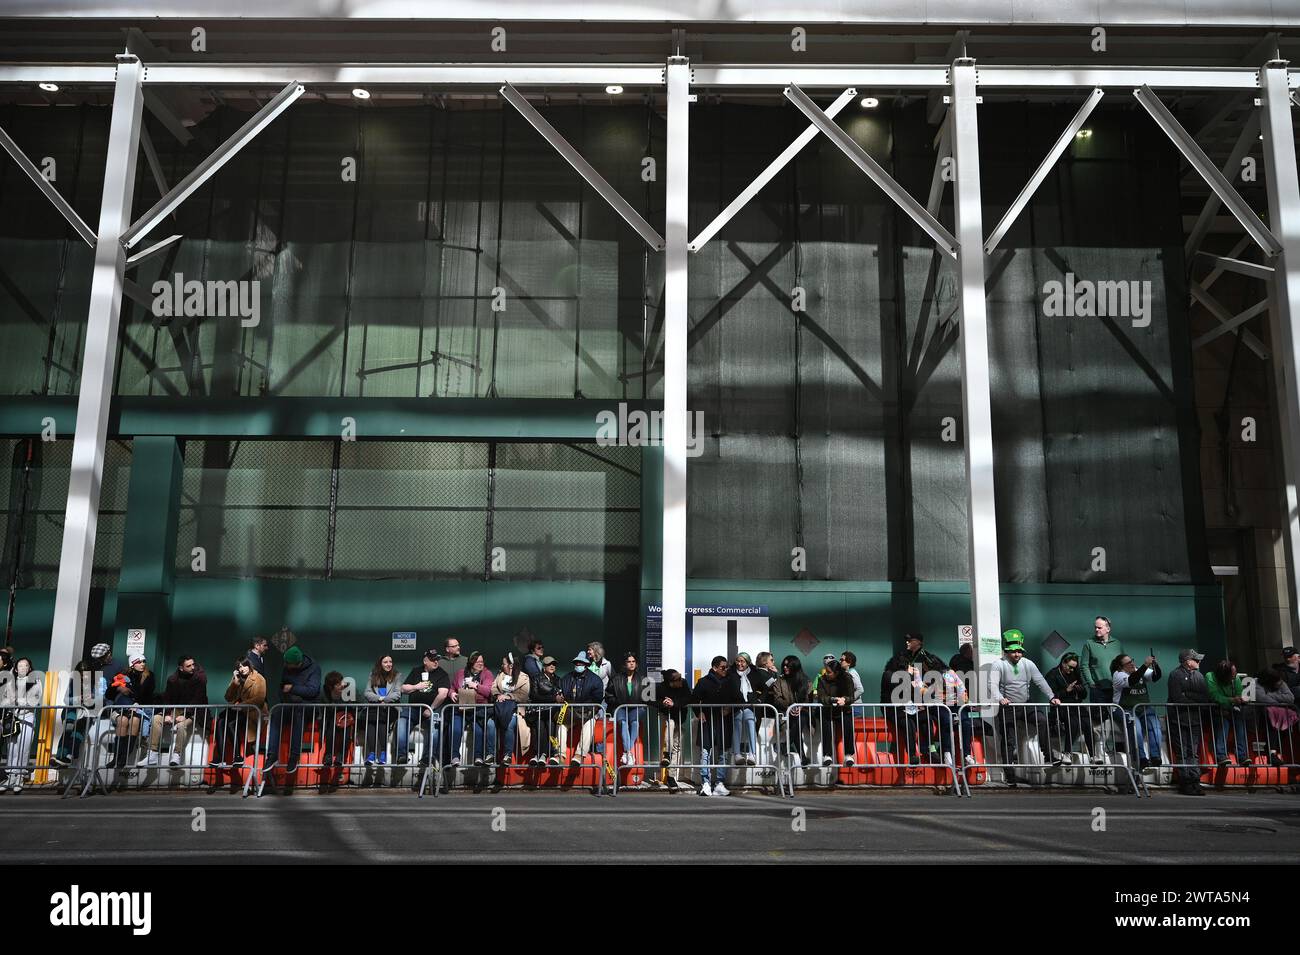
[860,96,879,108]
[38,82,59,92]
[351,88,371,100]
[1076,128,1093,139]
[605,85,624,95]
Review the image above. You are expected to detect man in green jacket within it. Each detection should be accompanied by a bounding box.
[1079,616,1124,705]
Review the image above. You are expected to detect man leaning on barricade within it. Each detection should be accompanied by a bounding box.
[986,630,1061,782]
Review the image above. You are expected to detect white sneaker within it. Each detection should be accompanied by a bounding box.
[168,753,182,767]
[712,782,731,797]
[745,754,756,766]
[697,784,713,796]
[11,777,22,794]
[136,752,159,768]
[964,754,977,767]
[843,756,856,768]
[788,754,803,768]
[620,753,632,766]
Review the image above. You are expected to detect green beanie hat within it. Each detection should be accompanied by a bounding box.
[1002,629,1025,651]
[283,645,303,666]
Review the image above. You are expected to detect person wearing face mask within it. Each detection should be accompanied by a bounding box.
[557,653,604,767]
[987,630,1060,780]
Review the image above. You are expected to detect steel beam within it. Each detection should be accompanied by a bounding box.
[983,88,1104,254]
[950,59,1002,685]
[139,63,666,87]
[0,125,96,246]
[926,109,951,217]
[1190,281,1270,359]
[125,232,183,269]
[121,80,304,250]
[977,66,1266,90]
[49,56,145,676]
[1189,296,1271,351]
[785,82,958,258]
[1184,111,1261,263]
[689,87,855,252]
[138,123,171,199]
[1194,251,1275,281]
[1134,85,1280,258]
[500,83,664,251]
[659,57,689,675]
[1261,59,1300,645]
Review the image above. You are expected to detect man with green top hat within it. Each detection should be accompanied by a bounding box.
[986,630,1061,779]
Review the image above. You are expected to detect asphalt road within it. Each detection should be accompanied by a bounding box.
[3,787,1296,864]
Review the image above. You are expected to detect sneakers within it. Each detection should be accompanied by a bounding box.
[0,780,7,794]
[964,754,978,767]
[529,756,542,767]
[365,752,377,767]
[50,753,70,767]
[473,757,485,767]
[378,752,388,766]
[620,753,632,766]
[1218,757,1231,769]
[788,754,803,769]
[168,753,182,767]
[821,756,833,767]
[230,758,245,769]
[734,754,747,766]
[570,756,582,767]
[843,756,856,768]
[136,751,159,768]
[10,779,22,794]
[712,782,731,797]
[547,756,560,766]
[501,754,512,766]
[697,784,713,796]
[1051,756,1065,767]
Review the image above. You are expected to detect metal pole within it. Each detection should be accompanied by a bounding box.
[1260,59,1300,642]
[950,59,1002,686]
[660,55,690,674]
[48,55,144,676]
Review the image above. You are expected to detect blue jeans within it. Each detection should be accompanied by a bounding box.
[1122,707,1163,761]
[395,708,440,765]
[1213,708,1248,763]
[732,708,757,756]
[617,708,640,754]
[938,708,973,760]
[471,710,497,760]
[440,711,465,763]
[497,714,518,759]
[265,708,306,767]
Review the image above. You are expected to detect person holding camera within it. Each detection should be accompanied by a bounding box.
[1046,652,1095,762]
[815,656,856,769]
[1111,652,1163,773]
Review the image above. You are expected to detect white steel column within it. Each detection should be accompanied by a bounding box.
[951,59,1003,682]
[1261,60,1300,641]
[49,55,144,675]
[661,55,690,673]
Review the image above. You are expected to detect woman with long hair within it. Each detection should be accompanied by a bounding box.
[773,656,811,767]
[452,651,495,766]
[1252,666,1297,767]
[109,655,155,771]
[362,654,402,766]
[491,652,531,765]
[606,652,643,766]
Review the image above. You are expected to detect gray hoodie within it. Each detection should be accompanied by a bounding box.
[987,657,1055,704]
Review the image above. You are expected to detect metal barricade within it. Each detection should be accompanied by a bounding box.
[781,702,964,796]
[611,703,781,796]
[0,703,96,797]
[256,702,436,796]
[1136,702,1300,790]
[446,702,611,794]
[87,704,263,797]
[957,701,1144,797]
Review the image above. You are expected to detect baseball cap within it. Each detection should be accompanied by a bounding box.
[1282,646,1298,658]
[423,648,442,660]
[541,655,557,666]
[1178,648,1205,663]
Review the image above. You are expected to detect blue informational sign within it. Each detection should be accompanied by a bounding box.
[391,631,418,650]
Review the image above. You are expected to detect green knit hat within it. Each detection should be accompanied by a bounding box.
[283,645,303,666]
[1002,629,1026,651]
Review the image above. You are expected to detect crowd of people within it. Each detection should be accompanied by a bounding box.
[0,616,1296,797]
